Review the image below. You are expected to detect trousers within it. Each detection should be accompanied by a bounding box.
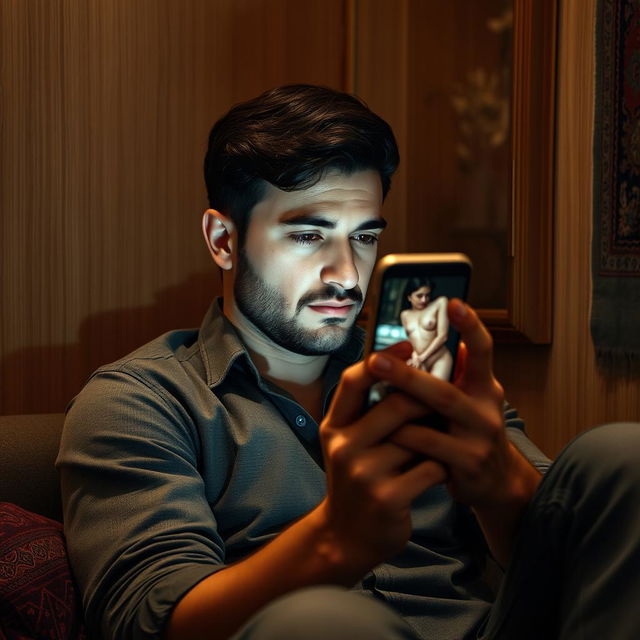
[232,423,640,639]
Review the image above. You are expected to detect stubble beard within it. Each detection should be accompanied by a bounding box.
[234,249,362,356]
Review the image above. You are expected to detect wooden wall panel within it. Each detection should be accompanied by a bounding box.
[494,0,640,457]
[351,0,409,260]
[1,0,347,414]
[4,0,639,449]
[354,0,512,310]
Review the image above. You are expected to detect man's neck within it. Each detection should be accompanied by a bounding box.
[225,301,329,387]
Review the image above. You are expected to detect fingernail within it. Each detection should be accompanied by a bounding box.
[372,354,392,371]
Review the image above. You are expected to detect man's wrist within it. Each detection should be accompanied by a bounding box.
[471,443,542,566]
[505,442,543,506]
[478,442,541,513]
[306,501,378,586]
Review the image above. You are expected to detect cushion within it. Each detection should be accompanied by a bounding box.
[0,503,86,640]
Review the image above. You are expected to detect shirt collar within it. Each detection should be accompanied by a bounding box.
[197,299,365,390]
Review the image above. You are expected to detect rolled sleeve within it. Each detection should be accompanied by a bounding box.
[57,367,225,639]
[503,402,552,474]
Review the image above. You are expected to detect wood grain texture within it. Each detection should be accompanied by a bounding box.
[3,0,639,453]
[354,0,555,326]
[351,0,409,260]
[508,0,556,343]
[1,0,347,414]
[494,0,640,457]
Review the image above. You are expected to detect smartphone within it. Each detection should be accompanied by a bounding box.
[364,253,472,410]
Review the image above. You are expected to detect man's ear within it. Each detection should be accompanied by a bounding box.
[202,209,235,270]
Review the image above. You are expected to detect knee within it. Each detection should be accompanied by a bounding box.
[564,422,639,467]
[233,586,414,640]
[556,422,640,488]
[532,423,640,557]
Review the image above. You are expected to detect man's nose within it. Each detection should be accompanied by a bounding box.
[320,241,359,290]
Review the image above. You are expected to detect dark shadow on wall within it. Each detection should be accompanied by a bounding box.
[1,271,222,415]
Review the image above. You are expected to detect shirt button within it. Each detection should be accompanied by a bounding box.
[295,414,307,428]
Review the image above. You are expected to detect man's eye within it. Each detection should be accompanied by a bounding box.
[351,233,378,246]
[289,233,322,245]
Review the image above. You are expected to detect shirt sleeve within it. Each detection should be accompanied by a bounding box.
[57,366,226,640]
[503,402,552,474]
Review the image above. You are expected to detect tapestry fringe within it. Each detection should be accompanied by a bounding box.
[595,348,640,377]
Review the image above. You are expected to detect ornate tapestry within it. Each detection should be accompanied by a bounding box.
[592,0,640,374]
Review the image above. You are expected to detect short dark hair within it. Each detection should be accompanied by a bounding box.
[204,84,399,242]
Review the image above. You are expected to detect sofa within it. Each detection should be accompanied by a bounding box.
[0,413,87,639]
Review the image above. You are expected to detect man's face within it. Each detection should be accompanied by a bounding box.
[233,170,385,355]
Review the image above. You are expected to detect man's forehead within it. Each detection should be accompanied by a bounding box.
[252,170,384,226]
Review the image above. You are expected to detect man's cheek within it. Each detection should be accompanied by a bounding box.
[359,273,372,298]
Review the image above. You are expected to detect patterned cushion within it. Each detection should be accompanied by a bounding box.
[0,503,86,640]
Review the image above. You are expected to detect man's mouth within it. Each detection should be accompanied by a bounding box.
[306,301,356,316]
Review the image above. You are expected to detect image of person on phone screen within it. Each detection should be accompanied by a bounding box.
[400,277,453,379]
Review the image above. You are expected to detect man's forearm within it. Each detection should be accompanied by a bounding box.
[471,443,542,567]
[166,501,369,640]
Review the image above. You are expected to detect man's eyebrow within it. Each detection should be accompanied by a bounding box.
[280,214,337,228]
[280,213,387,231]
[356,218,388,232]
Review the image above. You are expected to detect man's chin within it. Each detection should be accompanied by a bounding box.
[319,316,351,327]
[284,323,353,355]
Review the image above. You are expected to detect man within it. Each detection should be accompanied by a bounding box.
[58,85,640,640]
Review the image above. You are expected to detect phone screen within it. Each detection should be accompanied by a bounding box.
[367,255,471,383]
[366,256,471,412]
[372,271,469,380]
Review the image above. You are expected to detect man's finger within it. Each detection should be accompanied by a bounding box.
[347,390,433,450]
[347,441,417,480]
[367,349,487,430]
[390,423,471,469]
[447,299,493,389]
[325,341,413,428]
[383,458,448,506]
[453,342,467,385]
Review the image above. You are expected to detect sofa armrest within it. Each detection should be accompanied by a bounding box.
[0,413,65,521]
